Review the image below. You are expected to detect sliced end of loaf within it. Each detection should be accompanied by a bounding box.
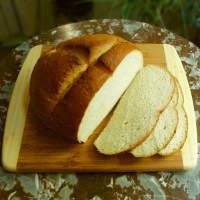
[78,50,143,142]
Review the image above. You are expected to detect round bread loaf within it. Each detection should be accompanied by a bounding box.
[30,34,143,142]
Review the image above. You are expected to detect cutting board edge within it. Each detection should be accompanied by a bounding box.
[1,45,43,172]
[163,44,198,170]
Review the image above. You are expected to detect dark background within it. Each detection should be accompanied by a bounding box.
[0,0,199,60]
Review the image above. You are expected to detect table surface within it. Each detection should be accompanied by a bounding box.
[0,19,199,199]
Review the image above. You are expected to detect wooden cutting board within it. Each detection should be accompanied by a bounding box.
[2,44,197,172]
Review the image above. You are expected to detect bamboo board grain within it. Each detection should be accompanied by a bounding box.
[2,44,197,172]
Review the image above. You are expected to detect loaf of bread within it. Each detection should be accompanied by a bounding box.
[30,34,143,142]
[94,65,175,154]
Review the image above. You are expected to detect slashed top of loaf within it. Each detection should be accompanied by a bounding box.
[30,48,89,116]
[94,65,175,154]
[57,34,125,64]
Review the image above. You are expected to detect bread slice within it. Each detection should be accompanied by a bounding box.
[94,65,175,154]
[159,81,188,156]
[30,34,143,142]
[130,86,178,157]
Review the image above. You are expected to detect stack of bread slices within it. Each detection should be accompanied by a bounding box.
[94,65,188,157]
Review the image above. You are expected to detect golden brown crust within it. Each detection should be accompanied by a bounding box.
[30,34,139,141]
[99,42,139,71]
[49,61,112,140]
[30,48,89,116]
[57,34,125,64]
